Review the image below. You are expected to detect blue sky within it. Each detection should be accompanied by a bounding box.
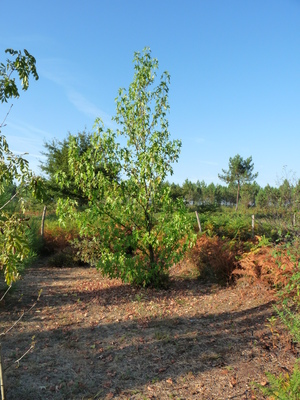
[1,0,300,187]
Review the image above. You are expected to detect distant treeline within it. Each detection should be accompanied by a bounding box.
[39,131,300,213]
[164,178,300,211]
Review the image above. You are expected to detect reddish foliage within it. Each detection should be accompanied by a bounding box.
[187,234,242,283]
[234,238,296,290]
[43,227,78,253]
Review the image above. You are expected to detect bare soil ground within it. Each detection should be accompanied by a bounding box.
[0,258,298,399]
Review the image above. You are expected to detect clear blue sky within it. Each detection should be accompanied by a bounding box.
[1,0,300,188]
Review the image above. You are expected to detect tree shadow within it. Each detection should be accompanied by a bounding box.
[1,293,276,399]
[2,267,218,311]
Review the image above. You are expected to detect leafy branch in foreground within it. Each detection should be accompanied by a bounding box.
[0,48,38,103]
[57,47,195,287]
[0,48,43,285]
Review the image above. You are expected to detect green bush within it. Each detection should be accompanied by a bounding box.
[47,249,78,268]
[200,212,252,240]
[255,361,300,400]
[256,238,300,399]
[25,217,44,255]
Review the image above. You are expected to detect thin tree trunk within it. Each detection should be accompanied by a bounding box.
[145,208,154,266]
[235,181,240,211]
[149,243,155,266]
[195,211,202,232]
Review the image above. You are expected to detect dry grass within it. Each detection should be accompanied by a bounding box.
[1,255,299,399]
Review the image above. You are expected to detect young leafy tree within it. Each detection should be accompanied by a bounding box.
[218,154,258,211]
[57,47,195,287]
[0,49,42,285]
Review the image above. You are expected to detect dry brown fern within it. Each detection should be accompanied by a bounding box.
[188,234,241,283]
[233,238,295,288]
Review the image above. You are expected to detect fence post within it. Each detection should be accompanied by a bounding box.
[252,214,255,238]
[0,343,5,400]
[41,205,47,238]
[195,211,202,233]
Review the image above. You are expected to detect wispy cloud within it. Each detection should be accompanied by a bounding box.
[67,89,115,127]
[199,160,219,166]
[3,121,50,167]
[7,121,52,139]
[195,137,205,144]
[39,57,74,87]
[40,58,115,128]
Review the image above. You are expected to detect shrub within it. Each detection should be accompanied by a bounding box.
[255,361,300,400]
[253,238,300,400]
[200,212,253,241]
[187,234,242,283]
[233,236,300,296]
[41,214,78,255]
[47,249,78,268]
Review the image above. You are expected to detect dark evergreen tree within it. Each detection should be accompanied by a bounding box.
[218,154,258,210]
[41,131,118,204]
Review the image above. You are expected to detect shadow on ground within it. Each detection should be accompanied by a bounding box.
[0,264,280,399]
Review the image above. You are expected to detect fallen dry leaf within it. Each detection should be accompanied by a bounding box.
[229,375,238,387]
